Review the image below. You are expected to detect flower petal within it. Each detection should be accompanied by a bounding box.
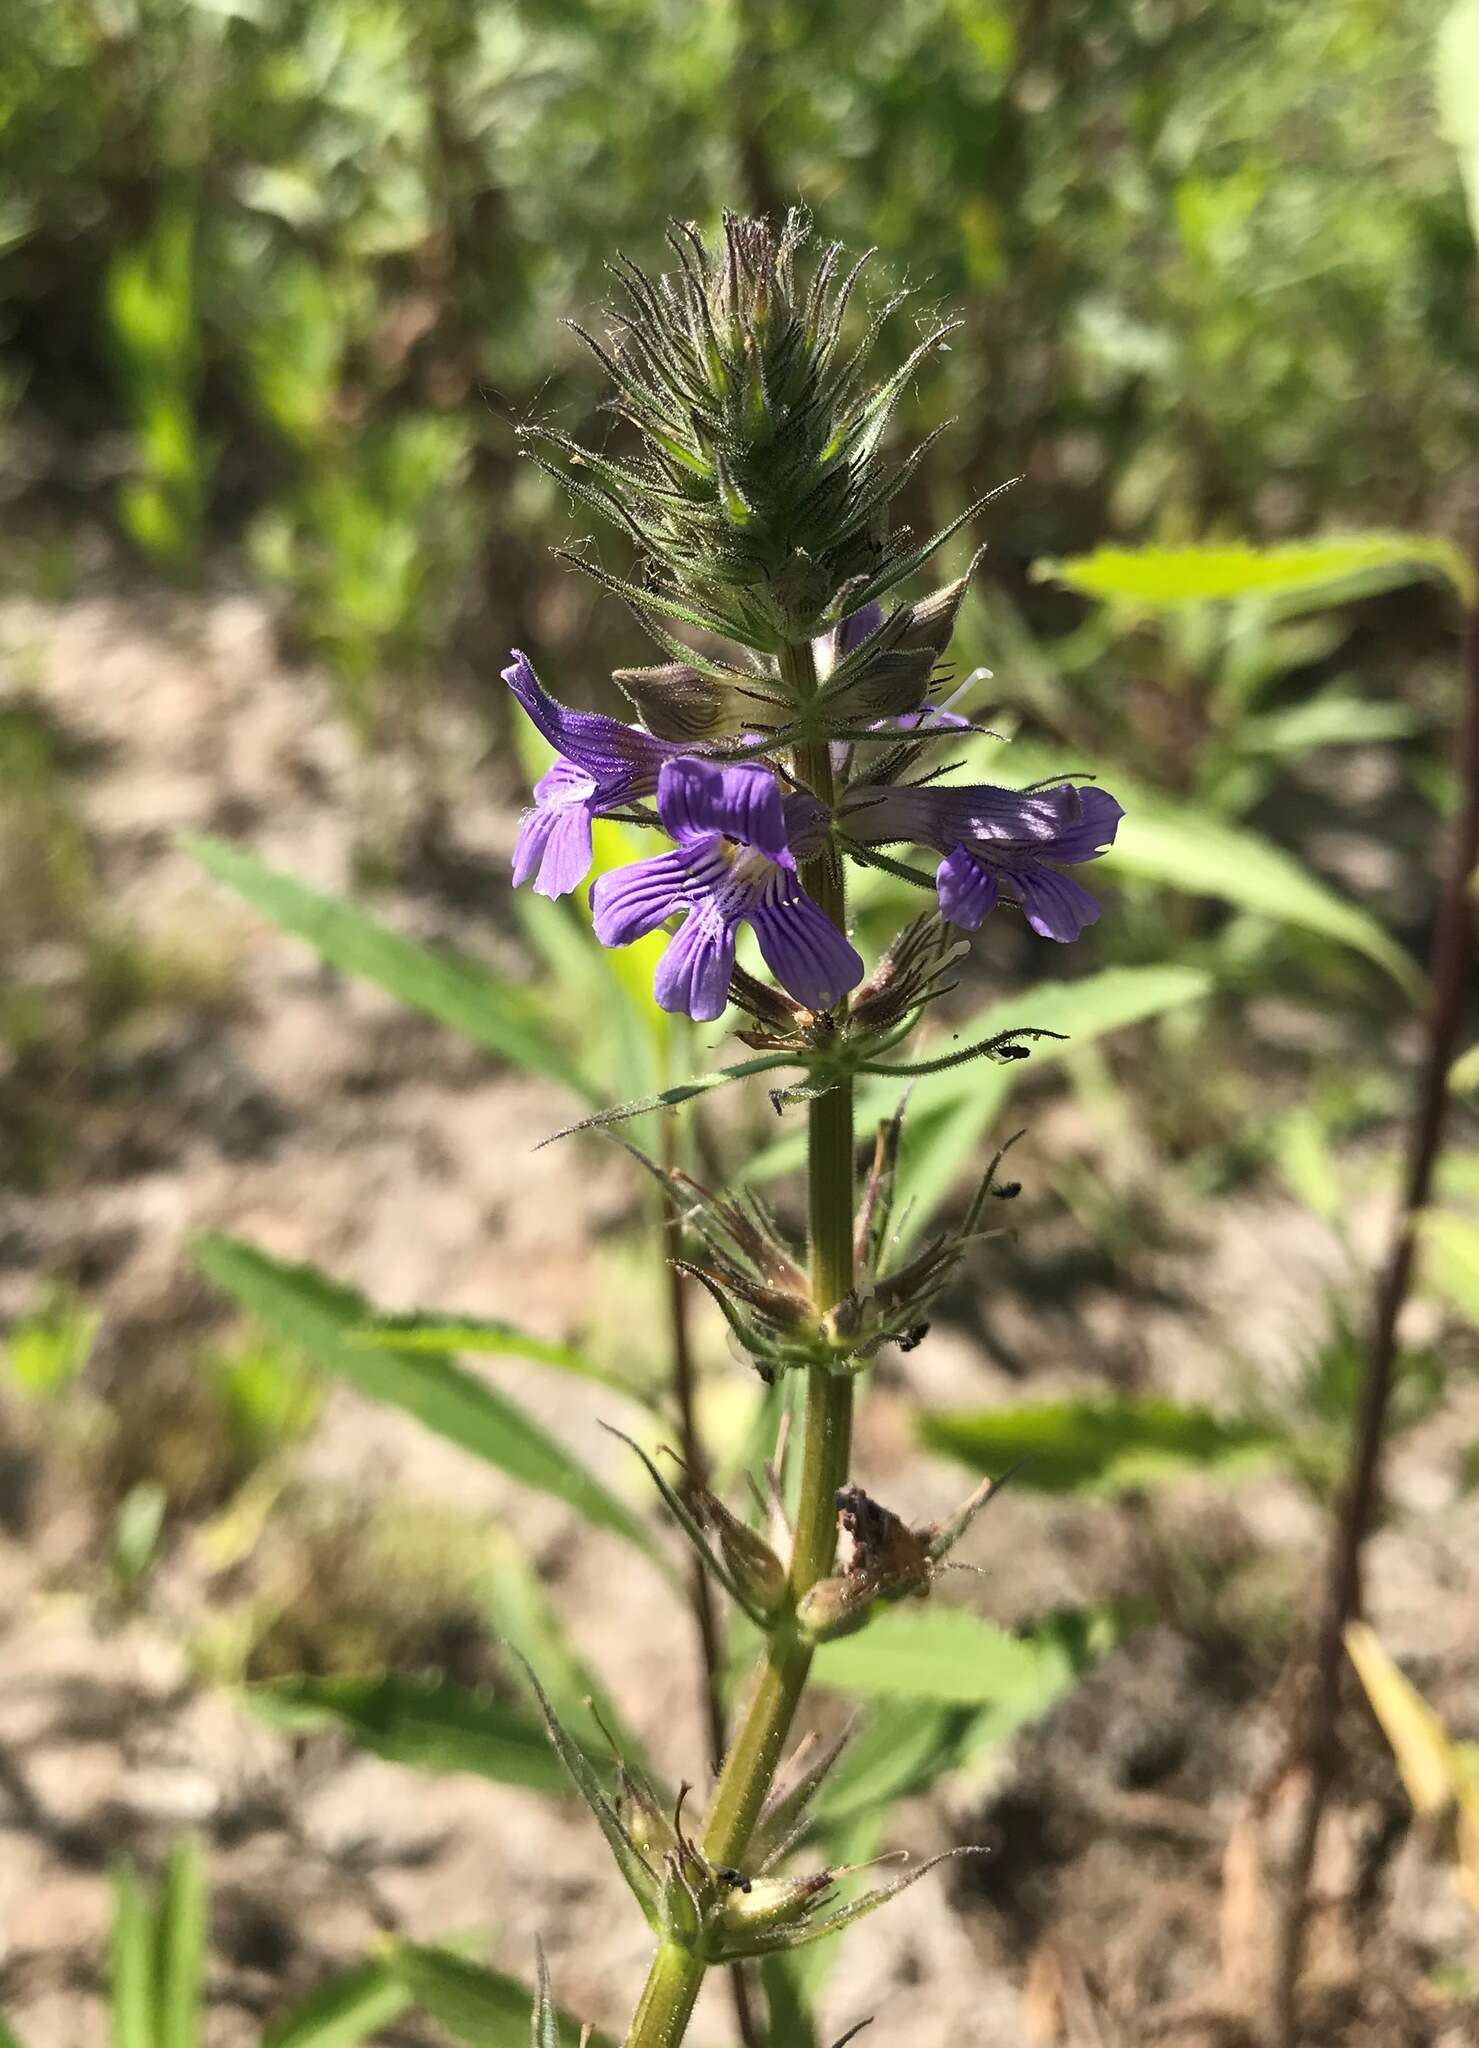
[653,903,737,1021]
[591,850,692,947]
[503,650,674,791]
[750,871,865,1013]
[657,757,793,867]
[513,802,594,898]
[935,846,1000,930]
[1000,863,1102,942]
[1032,784,1123,864]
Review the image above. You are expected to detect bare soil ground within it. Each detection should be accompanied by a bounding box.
[2,568,1477,2046]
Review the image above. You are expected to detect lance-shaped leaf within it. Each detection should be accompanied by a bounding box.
[511,1650,661,1921]
[390,1946,612,2048]
[247,1674,567,1795]
[918,1395,1289,1497]
[1034,534,1476,613]
[185,834,595,1102]
[352,1312,636,1402]
[194,1236,664,1566]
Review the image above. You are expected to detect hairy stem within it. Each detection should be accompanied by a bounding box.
[621,635,856,2048]
[1272,549,1479,2045]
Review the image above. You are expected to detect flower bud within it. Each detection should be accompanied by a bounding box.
[795,1570,879,1644]
[612,663,734,742]
[695,1491,787,1620]
[715,1869,834,1946]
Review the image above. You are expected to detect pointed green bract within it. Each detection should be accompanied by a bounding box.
[511,1651,662,1920]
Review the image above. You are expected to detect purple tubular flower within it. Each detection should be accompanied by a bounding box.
[504,650,681,897]
[840,781,1124,941]
[591,758,865,1022]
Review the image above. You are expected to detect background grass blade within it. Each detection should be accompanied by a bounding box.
[390,1946,612,2048]
[247,1674,568,1794]
[156,1835,208,2048]
[110,1861,156,2048]
[260,1957,416,2048]
[187,833,596,1102]
[918,1395,1289,1496]
[194,1235,664,1565]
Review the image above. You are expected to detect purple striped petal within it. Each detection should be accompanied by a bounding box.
[750,870,866,1013]
[1001,863,1102,942]
[503,650,675,791]
[652,901,737,1021]
[656,757,794,867]
[935,847,1000,930]
[513,801,595,898]
[591,849,694,947]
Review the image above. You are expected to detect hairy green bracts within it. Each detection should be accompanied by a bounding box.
[519,210,974,654]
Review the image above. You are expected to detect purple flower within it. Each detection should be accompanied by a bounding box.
[591,758,865,1022]
[504,650,681,897]
[840,780,1124,942]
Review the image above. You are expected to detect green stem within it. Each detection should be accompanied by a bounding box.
[621,636,856,2048]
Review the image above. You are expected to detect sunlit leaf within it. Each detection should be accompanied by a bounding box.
[247,1673,567,1793]
[186,834,595,1102]
[1035,535,1476,612]
[918,1395,1288,1495]
[814,1606,1101,1714]
[194,1236,661,1563]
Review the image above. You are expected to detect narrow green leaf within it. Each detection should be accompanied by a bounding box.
[353,1315,634,1400]
[261,1958,414,2048]
[392,1946,611,2048]
[1106,794,1420,990]
[110,1862,156,2048]
[1438,0,1479,251]
[185,834,595,1103]
[194,1236,662,1564]
[743,966,1212,1237]
[888,965,1213,1242]
[919,1395,1289,1496]
[814,1699,976,1825]
[156,1836,208,2048]
[1036,535,1476,613]
[247,1674,567,1794]
[0,2021,26,2048]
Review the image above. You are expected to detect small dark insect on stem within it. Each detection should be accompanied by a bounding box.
[1272,541,1479,2046]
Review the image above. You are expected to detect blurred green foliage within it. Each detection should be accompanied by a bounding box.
[3,0,1475,612]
